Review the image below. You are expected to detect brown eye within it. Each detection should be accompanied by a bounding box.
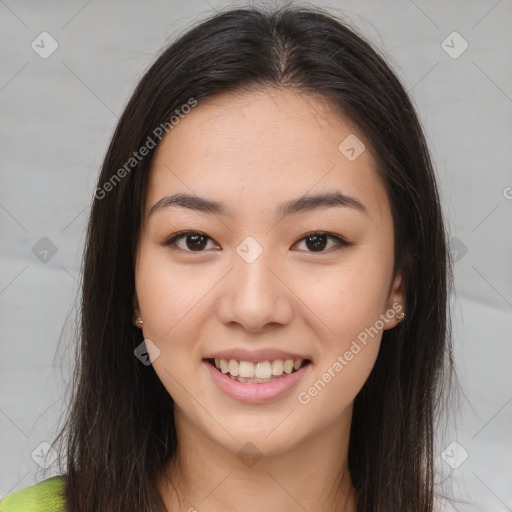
[164,231,218,252]
[163,230,350,254]
[293,232,350,253]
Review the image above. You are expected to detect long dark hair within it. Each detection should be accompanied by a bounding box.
[49,4,455,511]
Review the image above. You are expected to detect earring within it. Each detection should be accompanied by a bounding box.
[395,311,405,322]
[132,309,143,326]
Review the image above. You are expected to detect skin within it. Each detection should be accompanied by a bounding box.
[133,88,406,512]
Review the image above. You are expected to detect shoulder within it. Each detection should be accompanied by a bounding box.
[0,475,66,512]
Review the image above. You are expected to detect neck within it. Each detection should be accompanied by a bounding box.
[156,408,357,512]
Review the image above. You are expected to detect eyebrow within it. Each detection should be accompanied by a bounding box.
[148,191,369,219]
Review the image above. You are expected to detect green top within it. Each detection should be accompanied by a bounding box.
[0,476,66,512]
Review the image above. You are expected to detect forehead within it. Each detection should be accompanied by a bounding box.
[146,88,391,224]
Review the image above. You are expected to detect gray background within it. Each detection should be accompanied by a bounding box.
[1,0,511,510]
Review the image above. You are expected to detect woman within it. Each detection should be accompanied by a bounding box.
[0,4,455,511]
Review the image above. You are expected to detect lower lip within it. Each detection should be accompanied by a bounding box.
[204,360,311,404]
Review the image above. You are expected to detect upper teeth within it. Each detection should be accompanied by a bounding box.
[214,358,304,378]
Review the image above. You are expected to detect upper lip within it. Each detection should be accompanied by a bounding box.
[203,348,311,363]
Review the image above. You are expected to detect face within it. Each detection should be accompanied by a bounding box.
[133,88,405,457]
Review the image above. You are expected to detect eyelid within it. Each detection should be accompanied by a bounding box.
[163,230,220,251]
[293,231,351,248]
[163,230,352,252]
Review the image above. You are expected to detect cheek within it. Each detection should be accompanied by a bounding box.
[134,250,203,400]
[295,258,389,414]
[291,245,394,340]
[295,336,381,425]
[135,245,216,341]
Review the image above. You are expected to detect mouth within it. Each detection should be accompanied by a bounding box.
[204,357,312,384]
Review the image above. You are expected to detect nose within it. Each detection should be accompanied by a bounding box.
[216,247,294,333]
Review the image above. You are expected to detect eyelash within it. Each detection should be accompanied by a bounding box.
[163,230,352,253]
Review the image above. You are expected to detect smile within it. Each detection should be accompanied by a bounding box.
[204,358,312,403]
[208,357,311,382]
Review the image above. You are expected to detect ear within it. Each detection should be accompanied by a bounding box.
[132,292,143,329]
[132,291,140,312]
[384,270,406,330]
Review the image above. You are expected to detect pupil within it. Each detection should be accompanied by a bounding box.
[187,234,207,251]
[306,234,327,251]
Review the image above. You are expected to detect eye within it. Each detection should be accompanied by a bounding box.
[163,231,219,252]
[163,230,351,253]
[292,231,351,253]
